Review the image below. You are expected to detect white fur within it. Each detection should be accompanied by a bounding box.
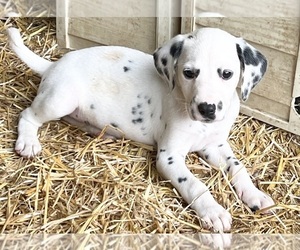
[7,27,274,232]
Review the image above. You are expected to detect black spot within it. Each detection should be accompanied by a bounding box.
[260,57,267,75]
[132,118,143,124]
[168,157,173,161]
[137,94,141,98]
[243,46,259,66]
[251,205,260,212]
[178,177,187,183]
[243,88,249,99]
[34,113,37,116]
[226,166,231,172]
[161,57,168,66]
[139,111,143,115]
[217,101,223,111]
[227,156,231,160]
[165,123,168,130]
[205,154,209,160]
[151,113,154,118]
[217,68,222,77]
[148,98,152,105]
[234,161,240,165]
[153,50,163,75]
[253,75,260,85]
[137,104,142,109]
[164,68,170,80]
[132,107,137,115]
[123,66,130,72]
[170,40,184,59]
[188,35,194,39]
[111,123,118,128]
[84,121,90,125]
[294,96,300,115]
[218,144,223,147]
[160,149,166,153]
[160,115,162,120]
[191,109,196,120]
[90,104,95,110]
[128,60,133,63]
[156,66,163,75]
[172,79,176,89]
[236,44,245,72]
[202,148,206,152]
[243,47,267,76]
[153,51,158,61]
[168,161,174,165]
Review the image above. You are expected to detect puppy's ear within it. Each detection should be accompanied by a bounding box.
[153,34,188,89]
[236,38,268,101]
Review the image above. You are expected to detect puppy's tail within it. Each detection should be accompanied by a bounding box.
[7,27,53,76]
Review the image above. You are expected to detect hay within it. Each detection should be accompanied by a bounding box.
[0,18,299,234]
[0,0,56,17]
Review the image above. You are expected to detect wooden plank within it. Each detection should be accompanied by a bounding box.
[239,92,291,121]
[56,0,69,48]
[241,105,300,135]
[155,0,181,47]
[67,35,101,49]
[68,0,156,17]
[68,18,156,53]
[195,0,299,18]
[195,17,300,56]
[156,0,172,47]
[181,0,195,33]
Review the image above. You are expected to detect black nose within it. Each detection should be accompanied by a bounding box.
[198,102,216,119]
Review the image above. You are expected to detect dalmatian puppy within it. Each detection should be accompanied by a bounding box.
[7,27,274,232]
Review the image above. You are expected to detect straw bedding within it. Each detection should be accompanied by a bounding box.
[0,18,299,234]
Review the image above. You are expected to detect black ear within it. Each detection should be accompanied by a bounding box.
[153,34,188,89]
[236,38,268,101]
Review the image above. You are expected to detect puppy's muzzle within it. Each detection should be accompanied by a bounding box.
[198,102,216,121]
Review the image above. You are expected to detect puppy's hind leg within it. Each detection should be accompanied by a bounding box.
[62,116,102,136]
[16,88,78,158]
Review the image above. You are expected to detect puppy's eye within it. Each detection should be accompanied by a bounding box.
[218,69,233,80]
[183,68,200,80]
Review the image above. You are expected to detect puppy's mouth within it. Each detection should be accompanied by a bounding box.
[201,118,215,123]
[189,107,223,123]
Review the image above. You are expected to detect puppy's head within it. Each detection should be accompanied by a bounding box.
[153,28,267,122]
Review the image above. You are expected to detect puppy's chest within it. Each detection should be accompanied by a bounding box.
[188,122,229,151]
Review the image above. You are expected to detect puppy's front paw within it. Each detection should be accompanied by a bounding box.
[198,202,232,232]
[238,187,275,213]
[15,136,42,158]
[200,233,232,249]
